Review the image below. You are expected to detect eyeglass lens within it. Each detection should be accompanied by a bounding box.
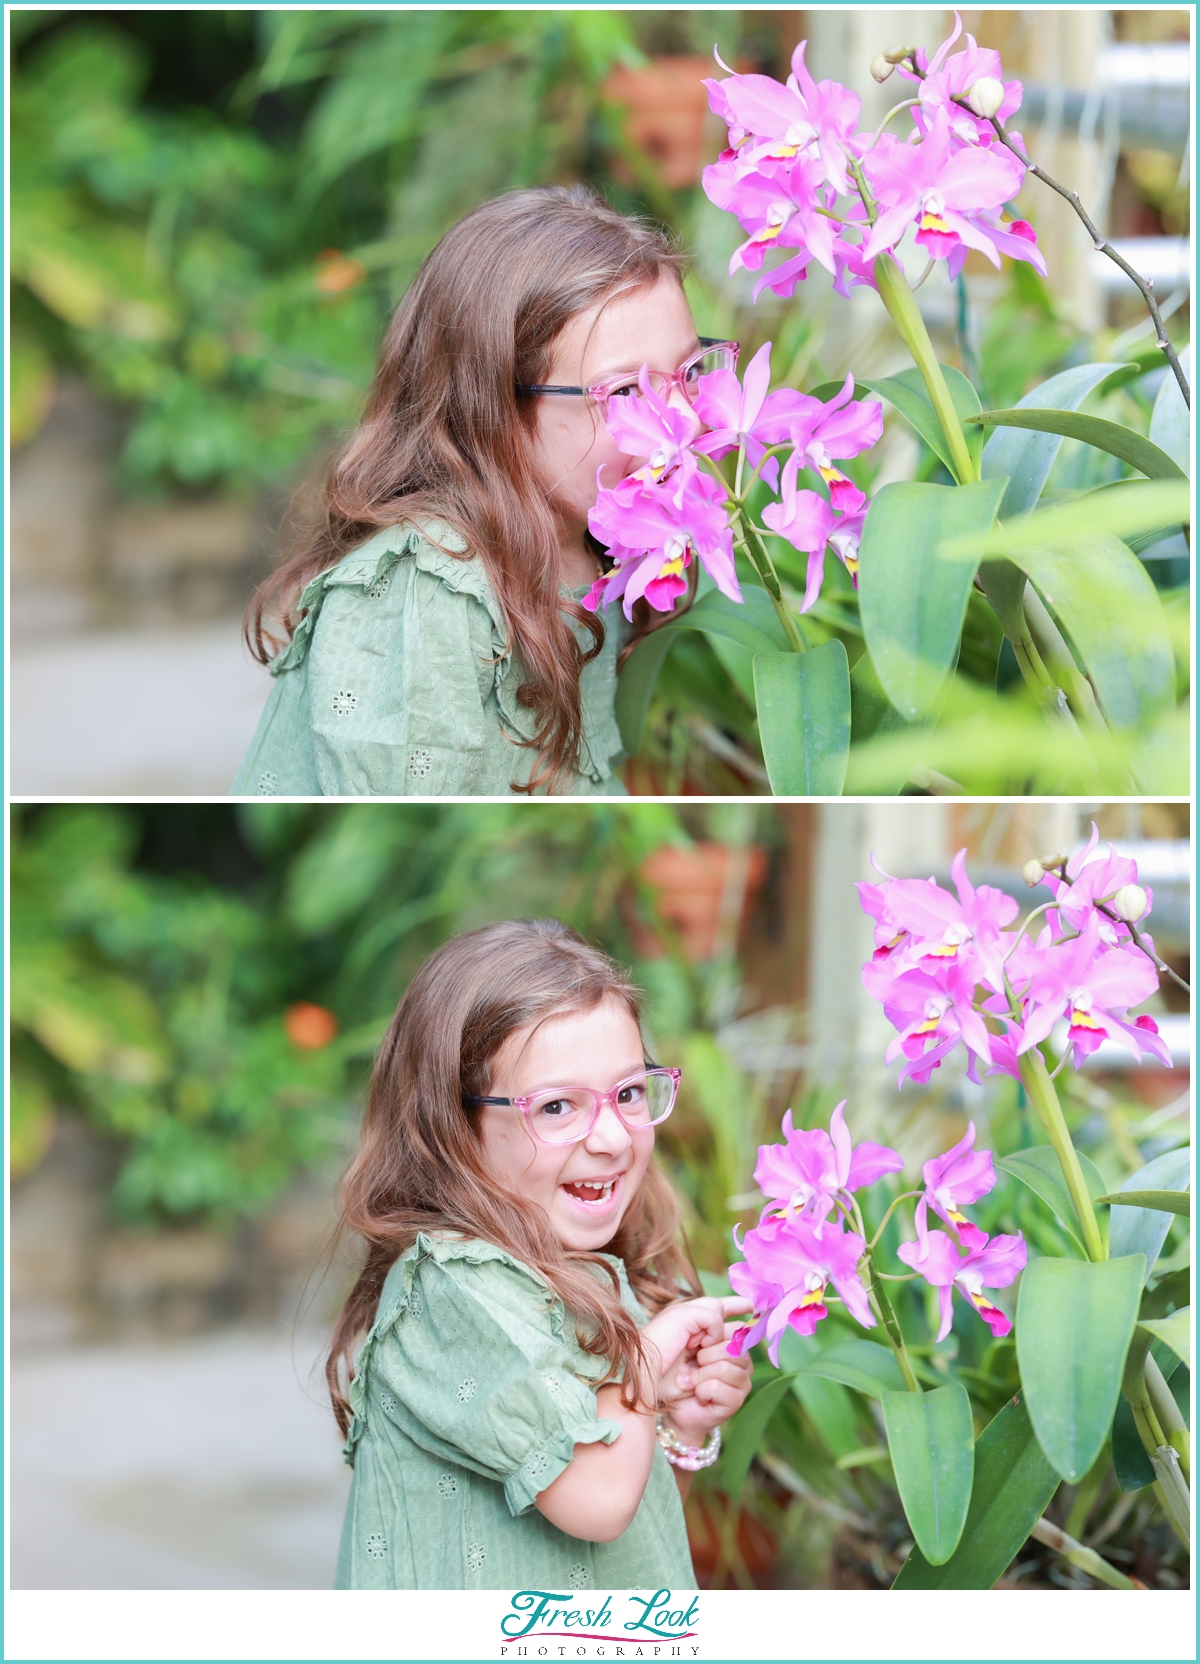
[527,1072,675,1143]
[603,345,736,407]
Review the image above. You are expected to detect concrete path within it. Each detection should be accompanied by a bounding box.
[10,1327,351,1589]
[10,619,271,796]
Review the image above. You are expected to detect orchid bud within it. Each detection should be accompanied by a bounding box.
[1022,859,1045,888]
[883,44,916,64]
[1110,884,1149,923]
[967,76,1005,119]
[870,53,895,83]
[1038,852,1067,873]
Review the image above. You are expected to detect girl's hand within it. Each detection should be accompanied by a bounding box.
[661,1323,754,1444]
[641,1296,751,1392]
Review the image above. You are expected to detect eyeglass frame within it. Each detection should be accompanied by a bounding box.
[514,339,739,413]
[463,1065,682,1146]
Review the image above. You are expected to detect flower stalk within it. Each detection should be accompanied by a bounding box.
[862,1246,922,1392]
[1017,1048,1105,1262]
[871,253,978,485]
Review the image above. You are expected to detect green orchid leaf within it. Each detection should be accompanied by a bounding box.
[784,1334,908,1398]
[999,1146,1109,1257]
[719,1373,797,1500]
[892,1392,1060,1588]
[858,477,1007,719]
[1098,1189,1190,1217]
[970,409,1185,482]
[980,361,1135,517]
[882,1381,975,1566]
[1016,1254,1147,1481]
[942,479,1191,559]
[614,585,788,755]
[1138,1307,1191,1372]
[1149,345,1192,476]
[1107,1149,1192,1277]
[753,641,850,794]
[790,1373,862,1460]
[807,364,983,479]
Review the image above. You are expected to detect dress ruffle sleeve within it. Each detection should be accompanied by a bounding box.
[348,1236,621,1519]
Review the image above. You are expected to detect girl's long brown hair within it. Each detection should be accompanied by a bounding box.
[247,186,685,794]
[326,918,700,1437]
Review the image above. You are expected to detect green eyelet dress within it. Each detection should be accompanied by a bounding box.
[231,522,630,797]
[335,1234,697,1591]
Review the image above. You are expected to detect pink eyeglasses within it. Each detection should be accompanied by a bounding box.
[515,339,739,419]
[464,1066,681,1146]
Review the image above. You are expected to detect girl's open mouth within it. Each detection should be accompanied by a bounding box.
[560,1173,623,1210]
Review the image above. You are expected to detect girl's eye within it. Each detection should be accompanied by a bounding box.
[609,384,638,399]
[617,1082,646,1106]
[540,1099,571,1119]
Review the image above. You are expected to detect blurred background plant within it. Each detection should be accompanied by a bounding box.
[10,9,1191,793]
[10,799,1190,1589]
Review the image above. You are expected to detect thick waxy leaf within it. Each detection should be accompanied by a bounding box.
[1099,1189,1190,1217]
[1111,1393,1156,1491]
[614,585,789,755]
[1016,1254,1147,1481]
[809,364,984,480]
[615,627,675,755]
[1139,1307,1191,1372]
[971,409,1185,481]
[753,641,850,795]
[1108,1149,1192,1276]
[942,481,1183,731]
[790,1373,861,1460]
[785,1335,908,1398]
[719,1373,797,1499]
[981,361,1134,517]
[999,1145,1108,1257]
[1149,345,1192,476]
[944,480,1191,558]
[881,1381,975,1565]
[858,477,1007,719]
[893,1393,1059,1588]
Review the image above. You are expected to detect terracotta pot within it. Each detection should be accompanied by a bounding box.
[602,56,715,189]
[630,841,768,962]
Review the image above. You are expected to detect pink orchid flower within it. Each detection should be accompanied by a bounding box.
[755,1102,903,1230]
[761,482,839,611]
[703,39,863,195]
[860,117,1045,275]
[602,366,702,482]
[702,153,831,278]
[915,1122,996,1250]
[897,1227,1026,1341]
[768,376,882,512]
[728,1213,874,1363]
[1008,913,1172,1069]
[1041,823,1153,944]
[874,959,995,1085]
[865,848,1019,995]
[907,12,1025,147]
[585,467,740,617]
[691,342,809,490]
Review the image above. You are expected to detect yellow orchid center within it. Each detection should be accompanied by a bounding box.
[920,208,952,234]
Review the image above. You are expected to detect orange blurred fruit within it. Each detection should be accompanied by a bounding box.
[284,1002,339,1049]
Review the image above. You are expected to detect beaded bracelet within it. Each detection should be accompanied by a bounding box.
[656,1417,722,1471]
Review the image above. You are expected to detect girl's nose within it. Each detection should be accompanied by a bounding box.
[584,1102,633,1155]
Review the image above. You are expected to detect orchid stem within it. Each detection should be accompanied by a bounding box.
[871,252,978,485]
[863,1246,921,1392]
[741,522,806,653]
[868,1190,922,1251]
[1017,1049,1105,1262]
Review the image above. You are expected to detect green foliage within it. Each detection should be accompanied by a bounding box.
[880,1381,975,1565]
[10,12,643,492]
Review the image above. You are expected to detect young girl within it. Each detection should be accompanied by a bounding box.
[329,918,752,1590]
[234,186,735,798]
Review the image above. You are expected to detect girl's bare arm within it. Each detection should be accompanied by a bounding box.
[532,1384,658,1542]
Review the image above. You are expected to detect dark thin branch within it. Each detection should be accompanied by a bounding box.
[1096,902,1192,995]
[903,57,1191,409]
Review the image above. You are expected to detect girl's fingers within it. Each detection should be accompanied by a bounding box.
[694,1375,751,1410]
[693,1359,753,1391]
[720,1295,754,1317]
[695,1336,754,1368]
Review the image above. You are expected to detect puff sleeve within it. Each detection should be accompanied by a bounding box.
[359,1249,620,1518]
